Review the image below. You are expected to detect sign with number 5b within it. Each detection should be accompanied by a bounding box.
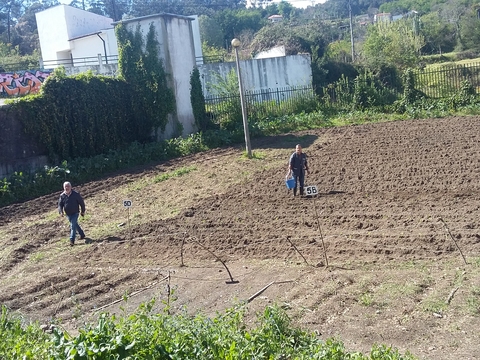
[305,185,318,196]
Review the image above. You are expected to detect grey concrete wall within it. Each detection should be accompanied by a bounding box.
[0,105,48,178]
[198,54,312,97]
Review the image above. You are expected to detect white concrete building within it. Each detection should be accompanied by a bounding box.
[35,5,118,67]
[35,6,199,138]
[35,5,203,70]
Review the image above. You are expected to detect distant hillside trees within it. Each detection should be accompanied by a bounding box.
[361,19,425,71]
[419,11,456,54]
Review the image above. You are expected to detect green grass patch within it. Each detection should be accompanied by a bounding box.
[466,292,480,315]
[241,150,266,160]
[153,166,197,183]
[359,292,374,306]
[29,252,46,263]
[421,297,448,314]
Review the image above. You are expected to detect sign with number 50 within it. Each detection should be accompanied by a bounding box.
[305,185,318,196]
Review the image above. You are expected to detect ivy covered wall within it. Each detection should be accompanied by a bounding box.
[1,13,199,176]
[117,13,197,138]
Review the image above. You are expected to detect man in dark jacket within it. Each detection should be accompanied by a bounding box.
[288,144,309,197]
[58,181,86,246]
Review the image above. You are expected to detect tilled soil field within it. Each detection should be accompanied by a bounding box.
[1,116,480,359]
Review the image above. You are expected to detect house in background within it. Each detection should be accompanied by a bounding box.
[268,14,283,22]
[374,12,392,22]
[35,5,203,71]
[35,5,118,68]
[35,6,198,138]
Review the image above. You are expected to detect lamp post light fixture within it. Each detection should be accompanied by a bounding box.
[231,38,252,158]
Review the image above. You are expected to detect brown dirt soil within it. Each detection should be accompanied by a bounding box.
[1,116,480,359]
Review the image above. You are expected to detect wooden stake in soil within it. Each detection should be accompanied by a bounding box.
[123,200,133,241]
[286,236,310,266]
[166,270,171,314]
[246,280,294,303]
[180,232,186,267]
[128,207,132,241]
[439,218,468,265]
[446,287,459,305]
[313,195,329,267]
[191,239,239,284]
[247,281,275,303]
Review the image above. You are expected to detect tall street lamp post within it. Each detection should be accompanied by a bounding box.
[231,38,252,158]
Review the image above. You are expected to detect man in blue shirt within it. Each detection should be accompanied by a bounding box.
[58,181,86,246]
[288,144,309,197]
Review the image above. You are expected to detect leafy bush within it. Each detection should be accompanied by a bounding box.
[11,69,153,161]
[0,305,52,360]
[0,44,40,72]
[0,301,417,359]
[190,67,211,132]
[116,22,175,139]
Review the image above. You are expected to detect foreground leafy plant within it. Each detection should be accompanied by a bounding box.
[1,300,418,359]
[0,305,52,359]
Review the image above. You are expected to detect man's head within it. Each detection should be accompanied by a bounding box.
[63,181,72,195]
[295,144,302,155]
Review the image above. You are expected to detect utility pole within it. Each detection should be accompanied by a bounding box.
[349,0,355,62]
[111,0,118,21]
[231,38,252,158]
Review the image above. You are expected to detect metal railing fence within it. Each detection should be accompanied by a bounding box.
[205,85,317,123]
[413,62,480,98]
[0,59,41,72]
[318,63,480,108]
[41,54,119,69]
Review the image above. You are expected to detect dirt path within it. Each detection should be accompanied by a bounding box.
[1,116,480,359]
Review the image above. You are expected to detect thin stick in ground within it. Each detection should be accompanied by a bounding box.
[93,275,169,314]
[246,280,294,303]
[286,236,311,266]
[191,238,239,284]
[439,218,468,265]
[180,232,186,267]
[313,196,329,267]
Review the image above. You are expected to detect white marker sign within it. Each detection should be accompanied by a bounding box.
[123,200,132,208]
[305,185,318,196]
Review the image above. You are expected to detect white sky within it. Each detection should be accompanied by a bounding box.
[248,0,328,9]
[58,0,328,10]
[280,0,327,8]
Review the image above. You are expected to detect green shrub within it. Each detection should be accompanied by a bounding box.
[190,66,211,131]
[0,305,52,360]
[0,301,417,359]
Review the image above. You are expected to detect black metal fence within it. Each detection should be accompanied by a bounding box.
[3,55,480,113]
[0,59,40,72]
[413,62,480,98]
[205,85,317,123]
[317,62,480,109]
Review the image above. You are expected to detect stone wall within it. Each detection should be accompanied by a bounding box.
[199,54,312,97]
